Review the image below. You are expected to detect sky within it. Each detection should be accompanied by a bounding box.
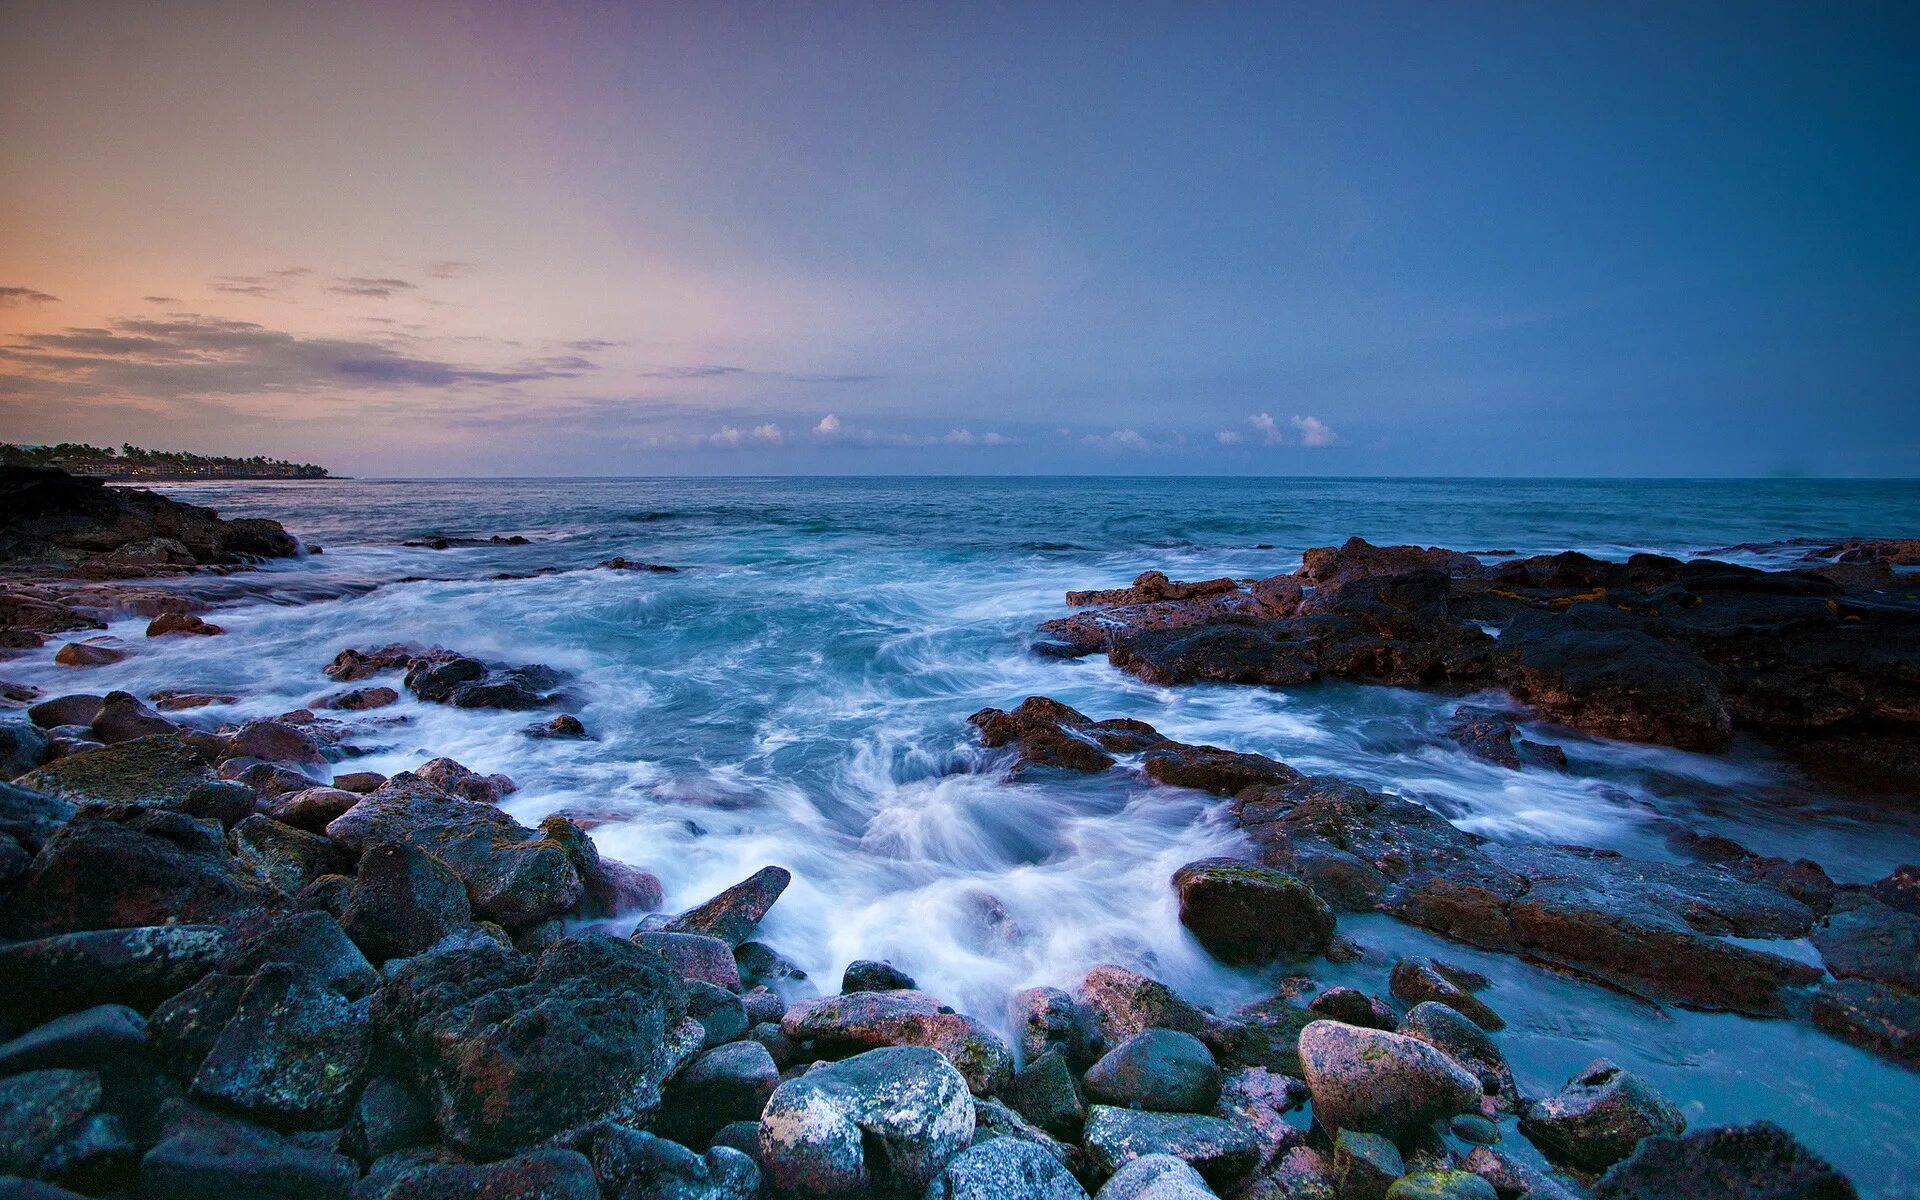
[1,2,1916,477]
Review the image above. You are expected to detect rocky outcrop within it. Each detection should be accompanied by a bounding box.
[1594,1121,1857,1200]
[1171,859,1335,964]
[0,466,298,577]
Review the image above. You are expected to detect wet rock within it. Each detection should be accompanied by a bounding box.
[579,1125,756,1200]
[87,690,178,743]
[219,910,378,999]
[635,931,746,992]
[1520,1059,1685,1173]
[0,1004,146,1075]
[1811,977,1920,1065]
[1241,1144,1337,1199]
[0,1068,101,1176]
[413,756,514,804]
[971,1097,1076,1167]
[148,972,250,1081]
[325,772,582,929]
[1076,965,1211,1048]
[1142,744,1300,796]
[1385,1170,1497,1200]
[929,1137,1090,1200]
[191,963,372,1129]
[1081,1107,1262,1186]
[1083,1029,1221,1114]
[1092,1154,1216,1200]
[1866,864,1920,917]
[1331,1130,1404,1200]
[843,959,917,993]
[0,720,51,777]
[1458,1147,1583,1200]
[341,1075,432,1164]
[0,466,298,569]
[27,695,103,730]
[53,641,124,668]
[316,686,399,712]
[332,771,385,794]
[781,989,1015,1096]
[324,644,421,682]
[686,980,750,1047]
[1211,1067,1307,1170]
[1069,572,1241,609]
[1010,985,1101,1070]
[1444,707,1567,771]
[1296,1021,1481,1141]
[139,1111,357,1199]
[1494,618,1731,751]
[659,1040,779,1147]
[1172,859,1335,964]
[1006,1048,1087,1141]
[1593,1121,1856,1200]
[1108,624,1320,688]
[1389,958,1504,1031]
[969,697,1161,773]
[148,612,223,637]
[372,933,687,1156]
[404,654,563,711]
[3,807,276,938]
[666,865,792,945]
[1306,987,1396,1030]
[758,1045,974,1198]
[0,924,229,1026]
[17,735,254,826]
[152,690,238,711]
[222,719,329,768]
[1811,893,1920,992]
[228,814,347,894]
[1449,1114,1499,1145]
[745,986,787,1025]
[340,843,472,963]
[35,1108,138,1192]
[580,855,665,919]
[1300,539,1481,591]
[223,758,325,798]
[262,787,362,833]
[0,779,76,852]
[1396,1003,1516,1110]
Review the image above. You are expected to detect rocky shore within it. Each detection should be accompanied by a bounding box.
[0,477,1907,1198]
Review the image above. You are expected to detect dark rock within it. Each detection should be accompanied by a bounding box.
[3,807,275,938]
[340,1076,433,1165]
[404,655,562,711]
[736,940,812,993]
[1108,624,1320,688]
[1083,1029,1221,1114]
[262,787,362,833]
[1297,1021,1481,1141]
[780,989,1015,1096]
[138,1111,357,1199]
[34,1108,138,1193]
[600,557,679,573]
[1,924,229,1026]
[27,695,104,730]
[332,771,386,794]
[1009,985,1101,1070]
[1172,859,1335,964]
[1593,1121,1857,1200]
[969,697,1158,773]
[220,910,378,999]
[1385,1171,1497,1200]
[1444,707,1567,771]
[1494,618,1731,751]
[340,843,472,963]
[757,1046,974,1198]
[0,1068,100,1176]
[190,963,372,1128]
[1397,1003,1516,1111]
[928,1137,1089,1200]
[579,1125,756,1200]
[1142,744,1299,795]
[151,690,238,711]
[371,933,687,1157]
[1450,1114,1500,1145]
[1076,965,1214,1050]
[686,980,750,1047]
[1081,1106,1262,1186]
[666,865,791,945]
[0,1005,146,1075]
[744,986,786,1026]
[0,721,52,777]
[229,815,347,894]
[635,931,745,992]
[316,687,399,712]
[222,758,325,799]
[1332,1129,1404,1200]
[89,691,179,743]
[222,720,329,768]
[53,641,124,668]
[324,644,421,682]
[1865,864,1920,917]
[1811,977,1920,1065]
[16,735,254,826]
[1459,1147,1583,1200]
[1306,986,1396,1030]
[413,757,514,803]
[0,780,75,853]
[842,959,917,993]
[1007,1048,1087,1141]
[1389,958,1504,1031]
[1811,893,1920,992]
[1520,1059,1685,1173]
[148,973,249,1081]
[659,1040,779,1146]
[148,612,223,637]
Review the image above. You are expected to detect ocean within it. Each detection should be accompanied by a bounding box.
[11,475,1920,1194]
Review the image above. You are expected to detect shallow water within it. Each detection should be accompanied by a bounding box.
[10,476,1920,1195]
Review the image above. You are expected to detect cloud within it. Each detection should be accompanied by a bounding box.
[328,276,417,298]
[810,413,1014,448]
[644,422,788,450]
[270,267,312,278]
[1081,428,1152,452]
[785,372,880,384]
[211,276,278,296]
[634,364,746,379]
[426,261,475,279]
[0,287,59,306]
[1292,415,1337,447]
[1216,429,1245,445]
[142,296,179,304]
[815,414,841,435]
[1248,412,1284,444]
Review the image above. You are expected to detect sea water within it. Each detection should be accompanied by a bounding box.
[10,476,1919,1195]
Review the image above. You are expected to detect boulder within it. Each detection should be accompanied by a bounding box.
[758,1046,974,1198]
[843,959,918,993]
[1080,1107,1261,1185]
[1520,1059,1685,1173]
[53,642,124,668]
[340,843,472,963]
[634,931,746,992]
[404,655,562,710]
[1006,1048,1087,1141]
[413,757,514,804]
[138,1111,357,1199]
[1305,986,1396,1030]
[0,1068,101,1176]
[1075,965,1211,1048]
[219,910,377,999]
[0,720,51,778]
[1092,1154,1216,1200]
[148,612,223,637]
[1388,958,1504,1031]
[665,866,792,945]
[1811,893,1920,992]
[969,697,1162,773]
[1082,1029,1221,1114]
[659,1040,779,1146]
[27,695,103,730]
[1811,977,1920,1065]
[1385,1171,1497,1200]
[1331,1130,1404,1200]
[780,990,1015,1096]
[579,1125,757,1200]
[315,686,399,712]
[1593,1121,1856,1200]
[1009,985,1101,1070]
[528,713,589,739]
[1141,744,1299,796]
[340,1075,433,1165]
[0,1004,147,1076]
[928,1137,1090,1200]
[261,787,361,833]
[0,924,229,1026]
[88,691,179,743]
[16,735,254,826]
[222,720,328,768]
[324,644,421,682]
[1396,1003,1516,1110]
[190,963,372,1129]
[228,815,347,894]
[1172,859,1335,964]
[1296,1022,1481,1141]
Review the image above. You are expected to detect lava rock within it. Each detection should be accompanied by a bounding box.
[17,735,254,826]
[1,924,229,1026]
[1296,1021,1482,1141]
[780,989,1015,1096]
[340,843,472,963]
[843,959,917,993]
[1083,1029,1221,1114]
[138,1111,358,1199]
[665,865,792,946]
[341,1076,433,1165]
[316,686,399,712]
[758,1045,974,1198]
[1172,859,1335,964]
[190,963,372,1128]
[1520,1059,1685,1173]
[1593,1121,1856,1200]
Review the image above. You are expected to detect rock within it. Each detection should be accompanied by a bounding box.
[148,973,250,1081]
[660,1040,779,1146]
[1083,1029,1221,1114]
[686,980,750,1047]
[1296,1022,1481,1141]
[1068,572,1241,608]
[599,557,678,572]
[1142,744,1299,796]
[151,690,238,710]
[1449,1114,1499,1145]
[404,654,562,710]
[35,1109,138,1192]
[1010,985,1101,1070]
[1811,977,1920,1065]
[1593,1121,1856,1200]
[148,612,223,637]
[1094,1154,1216,1200]
[220,910,378,999]
[16,735,254,826]
[581,856,665,918]
[340,843,472,962]
[324,644,421,682]
[0,925,229,1026]
[2,807,275,938]
[191,963,372,1129]
[666,866,792,945]
[971,1098,1076,1167]
[224,720,328,768]
[228,814,347,894]
[1389,959,1504,1031]
[325,773,582,929]
[1076,965,1210,1048]
[261,787,361,833]
[1241,1145,1337,1199]
[138,1112,357,1199]
[0,1005,146,1075]
[331,771,385,794]
[1458,1147,1583,1200]
[1385,1171,1497,1200]
[413,757,513,804]
[222,758,325,798]
[1006,1048,1087,1141]
[1172,859,1335,964]
[341,1076,432,1164]
[758,1045,974,1198]
[843,959,917,993]
[579,1126,756,1200]
[1396,1003,1515,1110]
[1495,619,1731,751]
[635,931,746,992]
[1331,1130,1404,1200]
[371,933,687,1156]
[528,714,589,739]
[928,1137,1090,1200]
[1081,1107,1261,1186]
[0,1068,100,1176]
[53,642,123,668]
[969,697,1161,773]
[1306,987,1396,1030]
[316,687,399,712]
[27,695,102,730]
[86,691,178,743]
[1811,893,1920,991]
[1520,1059,1685,1172]
[0,466,298,570]
[0,720,50,777]
[780,989,1015,1096]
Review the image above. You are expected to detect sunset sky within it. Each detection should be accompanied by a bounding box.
[2,2,1915,477]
